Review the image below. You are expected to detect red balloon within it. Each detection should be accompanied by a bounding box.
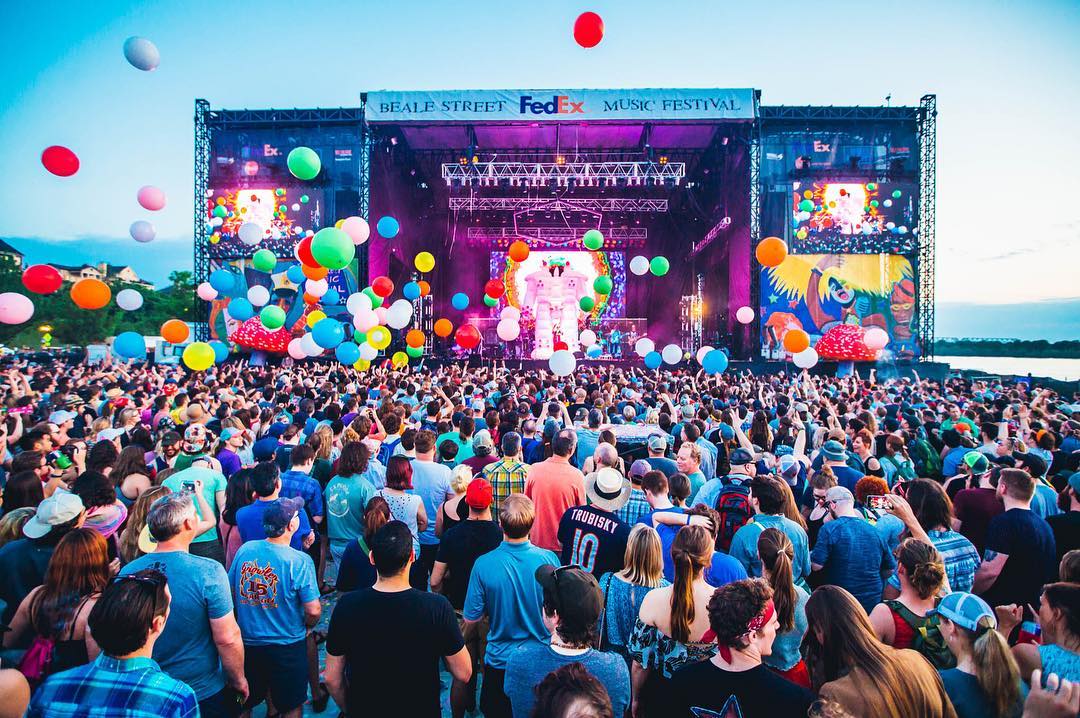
[41,146,79,177]
[371,275,394,298]
[297,236,318,267]
[553,341,568,352]
[455,323,481,350]
[22,265,63,295]
[484,279,505,299]
[573,11,604,48]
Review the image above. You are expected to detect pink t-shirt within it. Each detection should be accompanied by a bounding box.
[524,456,586,552]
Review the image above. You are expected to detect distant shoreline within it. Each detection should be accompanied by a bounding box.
[935,339,1080,359]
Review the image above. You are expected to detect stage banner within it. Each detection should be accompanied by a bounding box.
[365,88,756,123]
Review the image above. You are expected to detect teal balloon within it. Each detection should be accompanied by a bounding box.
[212,205,227,218]
[582,229,604,251]
[483,294,498,307]
[300,194,309,204]
[362,286,383,309]
[376,216,399,238]
[644,351,662,370]
[335,342,361,365]
[209,269,235,293]
[403,282,421,300]
[113,331,146,359]
[586,344,602,358]
[253,249,277,273]
[310,227,355,270]
[702,349,728,375]
[209,340,229,363]
[312,318,345,349]
[259,305,285,329]
[798,199,814,212]
[287,147,321,181]
[322,289,340,305]
[227,298,254,322]
[593,275,613,295]
[892,189,902,199]
[406,345,423,358]
[649,257,670,276]
[451,292,469,311]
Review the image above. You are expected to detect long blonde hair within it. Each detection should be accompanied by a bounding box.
[617,525,665,588]
[118,486,170,564]
[945,615,1020,717]
[670,525,713,643]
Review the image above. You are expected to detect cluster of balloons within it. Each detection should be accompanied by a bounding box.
[628,255,670,277]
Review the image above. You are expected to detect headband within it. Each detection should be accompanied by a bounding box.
[718,599,775,663]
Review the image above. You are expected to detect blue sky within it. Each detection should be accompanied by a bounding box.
[1,0,1078,305]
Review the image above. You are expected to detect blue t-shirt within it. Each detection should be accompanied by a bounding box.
[638,507,685,582]
[504,642,630,718]
[704,551,748,588]
[228,540,319,646]
[161,467,227,544]
[120,550,233,700]
[236,500,312,552]
[982,508,1057,608]
[942,446,970,477]
[728,514,812,587]
[463,541,559,669]
[411,460,453,546]
[830,464,864,494]
[810,516,896,613]
[325,474,377,547]
[575,429,602,468]
[645,456,679,478]
[939,667,1026,718]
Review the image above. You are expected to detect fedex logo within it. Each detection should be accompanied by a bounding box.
[519,95,585,115]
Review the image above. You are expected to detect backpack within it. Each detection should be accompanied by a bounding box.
[883,454,918,484]
[907,439,942,480]
[17,635,55,688]
[884,599,956,670]
[376,436,401,466]
[713,478,753,552]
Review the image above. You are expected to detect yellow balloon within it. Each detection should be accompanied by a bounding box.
[182,342,215,371]
[306,310,326,328]
[335,219,345,229]
[391,351,408,367]
[353,359,371,371]
[368,326,391,350]
[414,251,435,273]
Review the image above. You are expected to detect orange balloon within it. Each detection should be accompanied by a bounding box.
[161,319,190,344]
[70,278,111,310]
[433,318,453,338]
[301,264,329,281]
[782,329,810,354]
[405,329,425,348]
[508,240,530,263]
[303,293,319,305]
[755,237,788,267]
[417,280,430,297]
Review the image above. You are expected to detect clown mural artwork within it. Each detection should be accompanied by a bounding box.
[759,253,918,361]
[522,257,589,359]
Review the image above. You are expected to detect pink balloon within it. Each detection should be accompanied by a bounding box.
[863,327,890,351]
[735,306,755,324]
[137,185,166,211]
[374,306,388,325]
[496,319,520,341]
[341,216,370,245]
[353,308,378,332]
[196,282,217,301]
[287,338,307,360]
[0,292,35,324]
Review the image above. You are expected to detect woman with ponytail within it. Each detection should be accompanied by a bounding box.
[869,538,955,669]
[758,528,811,687]
[937,592,1025,718]
[628,525,715,717]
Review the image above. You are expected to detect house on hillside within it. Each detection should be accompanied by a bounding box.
[53,262,153,289]
[0,239,25,271]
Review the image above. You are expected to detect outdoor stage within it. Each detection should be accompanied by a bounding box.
[194,89,936,364]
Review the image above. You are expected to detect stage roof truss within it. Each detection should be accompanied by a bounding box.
[447,197,668,213]
[441,161,685,187]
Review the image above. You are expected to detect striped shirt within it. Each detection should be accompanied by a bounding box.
[887,528,981,593]
[482,458,529,514]
[28,654,198,718]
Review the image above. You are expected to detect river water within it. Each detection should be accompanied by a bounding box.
[936,356,1080,382]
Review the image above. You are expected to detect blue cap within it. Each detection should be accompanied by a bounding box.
[1068,471,1080,495]
[268,423,288,439]
[821,440,847,462]
[931,592,994,632]
[253,437,279,462]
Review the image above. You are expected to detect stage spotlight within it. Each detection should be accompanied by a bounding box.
[555,155,566,166]
[658,155,668,166]
[471,155,480,165]
[458,156,468,166]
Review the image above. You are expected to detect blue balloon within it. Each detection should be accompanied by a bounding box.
[644,351,662,370]
[322,289,340,306]
[376,216,400,238]
[113,331,146,359]
[209,340,229,363]
[402,281,421,301]
[451,292,469,311]
[209,269,236,293]
[286,264,305,284]
[335,341,361,365]
[702,349,729,375]
[312,318,345,349]
[226,298,254,322]
[586,344,602,358]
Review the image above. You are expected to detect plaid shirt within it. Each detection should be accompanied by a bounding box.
[28,654,198,718]
[616,487,651,526]
[887,528,981,594]
[280,469,325,520]
[482,458,529,514]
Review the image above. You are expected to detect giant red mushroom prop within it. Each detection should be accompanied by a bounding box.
[814,324,879,361]
[231,316,291,354]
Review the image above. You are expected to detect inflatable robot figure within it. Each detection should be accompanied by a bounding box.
[522,257,589,359]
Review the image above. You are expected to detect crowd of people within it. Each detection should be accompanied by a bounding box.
[0,355,1078,718]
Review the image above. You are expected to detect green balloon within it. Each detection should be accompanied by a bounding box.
[275,188,285,197]
[252,249,277,273]
[866,182,877,190]
[869,200,879,208]
[300,194,309,204]
[406,345,423,358]
[892,190,902,199]
[287,147,322,181]
[212,205,227,218]
[260,305,285,330]
[798,199,814,212]
[650,256,670,276]
[593,275,613,295]
[483,294,498,307]
[310,227,355,270]
[362,287,383,309]
[582,229,604,251]
[353,330,367,344]
[580,296,595,312]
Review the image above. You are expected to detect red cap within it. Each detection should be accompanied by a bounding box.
[465,478,493,509]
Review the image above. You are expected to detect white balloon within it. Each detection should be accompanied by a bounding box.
[661,344,682,365]
[305,279,328,297]
[549,349,576,376]
[497,320,520,342]
[500,306,521,323]
[247,285,270,307]
[238,221,264,246]
[116,289,143,311]
[634,337,654,358]
[695,345,715,365]
[358,342,378,361]
[353,308,379,332]
[629,255,650,276]
[735,306,755,324]
[123,36,160,71]
[287,338,307,360]
[864,327,890,351]
[386,299,413,330]
[197,282,217,301]
[210,217,223,227]
[341,217,370,245]
[300,333,323,357]
[129,220,155,243]
[793,347,819,369]
[579,329,597,347]
[346,292,373,315]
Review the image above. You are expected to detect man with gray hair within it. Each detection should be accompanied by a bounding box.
[483,431,528,514]
[121,493,249,716]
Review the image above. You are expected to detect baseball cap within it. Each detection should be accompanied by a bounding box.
[821,440,848,462]
[183,424,208,451]
[730,447,755,466]
[535,564,603,628]
[268,423,288,439]
[824,486,854,504]
[96,428,125,443]
[778,454,800,480]
[472,430,494,452]
[930,592,995,632]
[962,451,990,474]
[1013,451,1048,477]
[220,427,244,441]
[263,497,305,538]
[23,492,85,539]
[1068,472,1080,495]
[647,435,667,452]
[629,459,652,480]
[794,402,809,414]
[680,405,696,420]
[465,479,493,510]
[48,410,77,425]
[253,437,279,462]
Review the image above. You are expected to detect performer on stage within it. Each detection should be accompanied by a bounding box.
[610,327,623,358]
